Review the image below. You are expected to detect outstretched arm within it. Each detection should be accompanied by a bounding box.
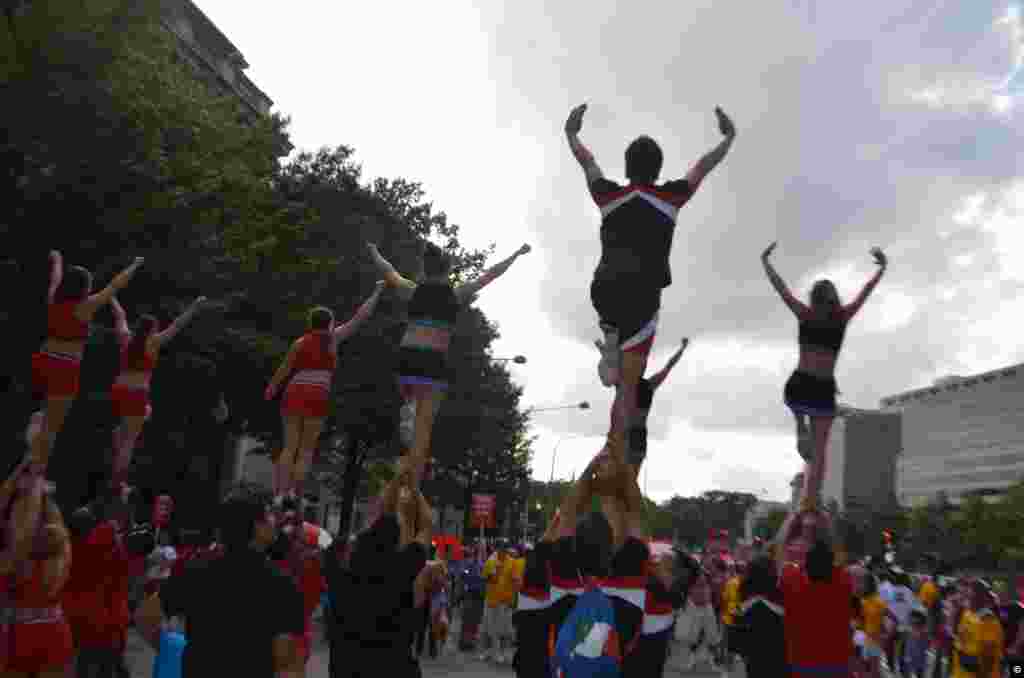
[683,107,737,189]
[648,338,689,390]
[454,244,531,302]
[80,257,145,318]
[265,341,300,400]
[842,248,888,321]
[110,297,131,343]
[762,243,809,317]
[155,297,206,346]
[47,250,63,303]
[333,282,385,343]
[366,242,416,301]
[565,104,605,186]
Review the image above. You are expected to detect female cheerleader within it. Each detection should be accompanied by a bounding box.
[108,296,209,490]
[265,282,385,502]
[762,242,887,508]
[28,252,144,470]
[366,240,530,487]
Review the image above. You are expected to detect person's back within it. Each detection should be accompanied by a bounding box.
[782,540,854,677]
[159,547,305,678]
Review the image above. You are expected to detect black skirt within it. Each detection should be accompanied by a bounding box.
[590,277,662,345]
[784,370,838,417]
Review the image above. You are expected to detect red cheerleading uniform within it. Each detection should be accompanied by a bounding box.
[282,332,337,418]
[31,300,89,398]
[274,525,325,664]
[111,338,158,418]
[63,521,132,652]
[7,559,74,674]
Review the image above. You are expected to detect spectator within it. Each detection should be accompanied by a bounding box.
[859,573,887,678]
[903,609,929,678]
[730,555,785,678]
[480,543,512,662]
[134,484,306,678]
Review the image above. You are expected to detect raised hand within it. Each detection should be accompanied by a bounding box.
[762,242,777,260]
[681,337,690,350]
[517,244,532,256]
[871,247,887,268]
[374,280,386,291]
[366,242,378,255]
[565,104,587,136]
[194,296,208,308]
[715,107,735,137]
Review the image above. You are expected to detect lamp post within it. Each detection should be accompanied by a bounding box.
[492,355,528,364]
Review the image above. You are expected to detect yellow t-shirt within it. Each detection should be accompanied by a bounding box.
[978,611,1005,678]
[721,576,741,626]
[494,557,525,606]
[953,610,981,678]
[483,554,502,607]
[919,580,939,609]
[861,594,887,642]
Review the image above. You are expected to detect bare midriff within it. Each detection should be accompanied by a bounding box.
[41,338,85,360]
[115,369,152,390]
[797,345,838,378]
[401,324,451,352]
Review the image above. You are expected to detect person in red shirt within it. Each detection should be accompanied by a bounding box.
[779,517,855,678]
[265,285,384,504]
[269,501,326,666]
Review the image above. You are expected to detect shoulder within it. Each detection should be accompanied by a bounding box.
[590,177,623,195]
[657,178,695,197]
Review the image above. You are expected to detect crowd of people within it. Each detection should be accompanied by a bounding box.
[1,98,1018,678]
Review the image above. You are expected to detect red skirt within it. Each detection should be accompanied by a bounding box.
[282,383,330,418]
[31,351,81,398]
[7,618,74,673]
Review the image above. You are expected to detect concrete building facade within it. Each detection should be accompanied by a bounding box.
[880,363,1024,506]
[820,407,901,513]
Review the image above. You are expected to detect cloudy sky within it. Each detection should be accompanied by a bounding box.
[198,0,1024,503]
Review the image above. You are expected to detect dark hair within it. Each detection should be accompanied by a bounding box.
[422,242,450,278]
[910,609,927,625]
[68,505,98,540]
[806,538,834,583]
[123,314,158,369]
[350,513,401,574]
[308,306,333,355]
[810,280,843,320]
[54,265,92,302]
[219,484,272,552]
[862,572,878,597]
[625,136,663,185]
[741,555,781,601]
[575,511,613,578]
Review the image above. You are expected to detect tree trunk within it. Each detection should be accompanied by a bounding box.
[336,440,365,539]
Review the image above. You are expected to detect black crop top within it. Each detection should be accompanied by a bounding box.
[798,314,847,353]
[408,280,459,326]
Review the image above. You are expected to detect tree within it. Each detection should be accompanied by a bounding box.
[753,508,789,541]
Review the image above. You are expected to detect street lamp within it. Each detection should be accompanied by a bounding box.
[527,401,590,414]
[493,355,528,364]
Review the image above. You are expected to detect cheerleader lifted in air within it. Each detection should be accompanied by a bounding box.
[366,239,530,487]
[761,242,887,509]
[265,281,386,504]
[565,102,736,477]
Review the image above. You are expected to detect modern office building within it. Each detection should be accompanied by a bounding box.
[820,407,901,513]
[880,363,1024,506]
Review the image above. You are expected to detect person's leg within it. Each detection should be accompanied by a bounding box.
[112,415,147,484]
[277,415,303,497]
[794,411,812,461]
[408,388,444,486]
[293,416,327,494]
[29,395,74,466]
[801,415,835,510]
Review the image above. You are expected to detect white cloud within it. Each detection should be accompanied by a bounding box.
[195,0,1024,502]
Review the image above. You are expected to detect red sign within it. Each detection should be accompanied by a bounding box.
[471,494,496,529]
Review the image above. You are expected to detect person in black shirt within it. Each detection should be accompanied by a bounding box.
[134,484,306,678]
[331,456,447,678]
[565,102,736,477]
[731,555,786,678]
[515,449,649,678]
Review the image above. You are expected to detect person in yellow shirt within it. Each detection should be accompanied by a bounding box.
[919,577,940,610]
[720,564,743,674]
[494,547,526,665]
[480,545,507,662]
[953,581,1004,678]
[860,574,888,678]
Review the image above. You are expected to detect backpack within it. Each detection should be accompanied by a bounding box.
[550,584,634,678]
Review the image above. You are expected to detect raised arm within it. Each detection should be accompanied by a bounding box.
[565,104,605,186]
[333,281,385,343]
[773,510,800,573]
[154,297,206,346]
[80,257,144,317]
[683,107,737,189]
[265,340,300,400]
[761,243,809,317]
[454,244,531,303]
[842,248,888,321]
[648,338,689,390]
[110,297,131,340]
[366,242,416,302]
[47,250,63,303]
